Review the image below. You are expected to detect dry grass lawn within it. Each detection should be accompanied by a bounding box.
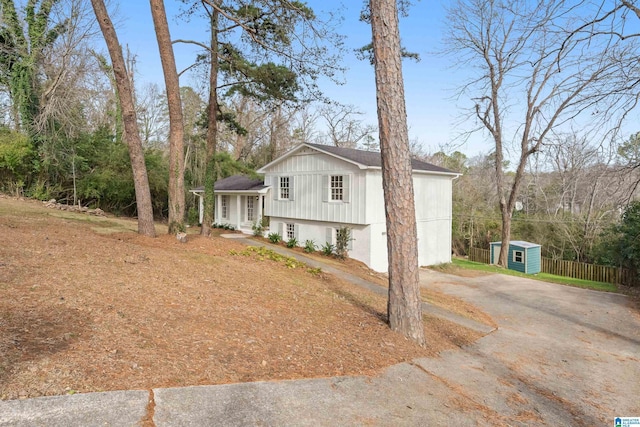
[0,196,490,400]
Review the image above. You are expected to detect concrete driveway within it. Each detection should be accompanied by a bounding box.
[417,269,640,426]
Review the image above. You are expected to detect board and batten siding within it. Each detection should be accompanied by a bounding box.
[263,150,367,224]
[364,171,453,224]
[364,170,454,270]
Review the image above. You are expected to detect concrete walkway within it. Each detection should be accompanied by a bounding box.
[2,240,638,426]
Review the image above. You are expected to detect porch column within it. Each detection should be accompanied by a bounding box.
[236,195,242,229]
[257,194,263,223]
[216,194,222,223]
[198,194,204,224]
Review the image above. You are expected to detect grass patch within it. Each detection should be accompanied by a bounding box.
[441,258,619,292]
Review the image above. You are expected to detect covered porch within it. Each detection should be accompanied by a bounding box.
[190,175,269,234]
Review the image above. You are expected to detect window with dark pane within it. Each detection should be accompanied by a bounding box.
[280,177,290,199]
[331,175,343,201]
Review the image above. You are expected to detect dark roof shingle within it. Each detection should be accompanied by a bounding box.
[305,143,457,174]
[192,175,266,192]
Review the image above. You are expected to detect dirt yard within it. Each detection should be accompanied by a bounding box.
[0,196,490,400]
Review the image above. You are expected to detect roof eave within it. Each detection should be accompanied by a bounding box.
[257,143,369,172]
[365,166,460,177]
[190,187,270,195]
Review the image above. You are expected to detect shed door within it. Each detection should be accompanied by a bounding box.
[492,245,500,264]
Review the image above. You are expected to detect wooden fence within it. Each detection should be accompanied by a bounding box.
[468,247,634,285]
[469,247,490,264]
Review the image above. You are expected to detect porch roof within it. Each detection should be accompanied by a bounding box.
[191,175,268,194]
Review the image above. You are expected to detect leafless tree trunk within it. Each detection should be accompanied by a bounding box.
[370,0,424,346]
[150,0,185,234]
[136,83,169,147]
[91,0,156,237]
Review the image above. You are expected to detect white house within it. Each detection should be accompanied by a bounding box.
[193,143,459,272]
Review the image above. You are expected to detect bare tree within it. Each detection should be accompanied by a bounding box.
[319,103,376,148]
[369,0,424,346]
[36,0,102,138]
[91,0,156,237]
[445,0,636,267]
[150,0,185,234]
[136,83,169,147]
[291,102,319,145]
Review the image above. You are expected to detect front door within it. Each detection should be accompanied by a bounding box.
[246,196,255,222]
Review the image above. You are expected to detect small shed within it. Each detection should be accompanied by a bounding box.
[490,240,541,274]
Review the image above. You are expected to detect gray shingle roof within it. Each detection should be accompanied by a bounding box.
[305,143,457,174]
[192,175,266,192]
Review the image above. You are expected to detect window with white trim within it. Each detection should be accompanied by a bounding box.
[286,223,295,241]
[247,197,254,221]
[323,174,349,203]
[513,250,523,263]
[331,175,344,201]
[279,176,290,199]
[221,195,229,219]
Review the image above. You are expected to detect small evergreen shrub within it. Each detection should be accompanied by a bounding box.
[252,217,269,237]
[187,207,199,226]
[268,232,282,243]
[304,239,316,253]
[321,242,335,256]
[335,226,352,260]
[286,237,298,248]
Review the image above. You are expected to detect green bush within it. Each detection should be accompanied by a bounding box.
[321,242,335,256]
[304,239,316,253]
[0,128,35,193]
[187,207,199,226]
[268,232,282,243]
[335,226,352,259]
[286,237,298,248]
[252,217,269,237]
[594,201,640,285]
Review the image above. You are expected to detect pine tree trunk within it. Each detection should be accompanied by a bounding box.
[91,0,156,237]
[149,0,185,234]
[201,5,219,237]
[370,0,425,346]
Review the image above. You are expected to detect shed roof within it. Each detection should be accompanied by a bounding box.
[191,175,267,193]
[491,240,541,249]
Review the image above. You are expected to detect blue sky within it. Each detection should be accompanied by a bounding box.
[114,1,489,157]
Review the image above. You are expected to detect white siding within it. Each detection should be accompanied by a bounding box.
[263,151,368,224]
[364,171,386,224]
[363,170,455,271]
[413,174,453,222]
[368,222,389,272]
[268,217,371,268]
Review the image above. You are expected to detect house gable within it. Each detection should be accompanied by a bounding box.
[260,147,366,225]
[260,146,362,175]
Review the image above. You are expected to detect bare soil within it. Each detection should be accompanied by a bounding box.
[0,196,489,400]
